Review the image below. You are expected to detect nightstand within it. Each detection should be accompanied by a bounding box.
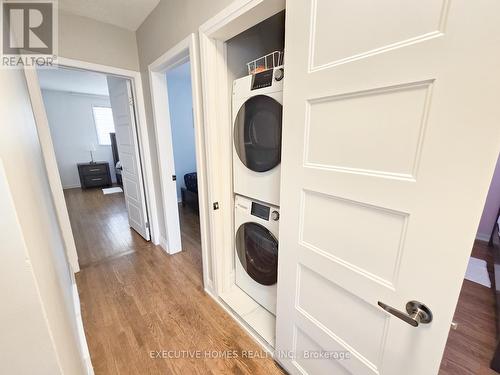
[77,162,112,189]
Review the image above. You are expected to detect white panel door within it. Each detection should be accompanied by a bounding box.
[107,76,150,241]
[276,1,500,375]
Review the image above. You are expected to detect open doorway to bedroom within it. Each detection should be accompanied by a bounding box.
[165,59,203,274]
[148,33,212,291]
[37,66,152,268]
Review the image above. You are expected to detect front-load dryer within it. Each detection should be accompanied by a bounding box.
[232,67,283,206]
[234,194,279,315]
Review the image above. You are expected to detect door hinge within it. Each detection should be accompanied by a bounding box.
[145,222,150,229]
[172,175,176,181]
[213,202,219,210]
[128,97,134,106]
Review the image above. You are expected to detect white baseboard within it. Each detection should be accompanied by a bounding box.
[72,283,94,375]
[204,288,275,357]
[63,184,81,189]
[476,233,490,242]
[159,236,169,253]
[158,236,182,255]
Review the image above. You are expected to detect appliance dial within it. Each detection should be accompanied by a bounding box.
[271,210,280,221]
[274,68,284,81]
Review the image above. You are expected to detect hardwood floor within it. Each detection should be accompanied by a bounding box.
[65,187,149,268]
[439,241,498,375]
[71,188,284,375]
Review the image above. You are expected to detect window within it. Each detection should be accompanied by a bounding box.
[92,106,115,145]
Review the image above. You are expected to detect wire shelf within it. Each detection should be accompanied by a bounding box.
[246,51,283,75]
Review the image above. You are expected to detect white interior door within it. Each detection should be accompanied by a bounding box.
[107,76,150,241]
[276,1,500,375]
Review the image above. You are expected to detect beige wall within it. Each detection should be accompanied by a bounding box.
[0,69,86,375]
[136,0,233,68]
[59,11,140,71]
[135,0,233,239]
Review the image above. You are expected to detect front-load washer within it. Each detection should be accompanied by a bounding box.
[234,194,280,315]
[232,67,283,206]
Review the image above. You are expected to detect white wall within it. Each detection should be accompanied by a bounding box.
[166,62,197,201]
[0,70,86,374]
[42,89,116,188]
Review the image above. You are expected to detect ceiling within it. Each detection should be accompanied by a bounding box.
[38,68,110,96]
[59,0,160,31]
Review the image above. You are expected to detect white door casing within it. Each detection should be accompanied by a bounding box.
[148,57,184,255]
[107,76,151,241]
[276,1,500,375]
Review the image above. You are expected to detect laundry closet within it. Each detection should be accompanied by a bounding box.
[219,10,285,349]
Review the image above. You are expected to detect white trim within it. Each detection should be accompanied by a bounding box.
[148,34,214,293]
[198,0,285,296]
[57,58,160,247]
[159,236,169,252]
[204,288,275,355]
[24,57,161,279]
[72,282,94,375]
[40,88,110,99]
[62,184,82,190]
[476,232,491,242]
[148,40,185,254]
[24,68,81,273]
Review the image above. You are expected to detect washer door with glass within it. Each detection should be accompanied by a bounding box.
[234,95,282,172]
[236,222,278,286]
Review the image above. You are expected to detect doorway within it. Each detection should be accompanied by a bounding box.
[35,66,152,268]
[148,33,213,291]
[166,59,203,273]
[440,153,500,374]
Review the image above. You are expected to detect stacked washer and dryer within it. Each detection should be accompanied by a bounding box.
[232,66,284,315]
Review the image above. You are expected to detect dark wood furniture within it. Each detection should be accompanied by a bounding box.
[181,172,199,214]
[491,210,500,372]
[77,162,112,189]
[181,187,199,213]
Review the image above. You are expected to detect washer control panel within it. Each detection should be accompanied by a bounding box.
[251,201,270,220]
[251,69,274,90]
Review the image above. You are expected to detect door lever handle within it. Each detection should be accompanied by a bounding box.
[378,300,433,327]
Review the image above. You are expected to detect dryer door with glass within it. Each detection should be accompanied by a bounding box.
[234,95,283,173]
[235,222,278,285]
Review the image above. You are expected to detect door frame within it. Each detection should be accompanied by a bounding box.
[197,0,285,353]
[24,57,160,273]
[199,0,285,295]
[148,33,214,292]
